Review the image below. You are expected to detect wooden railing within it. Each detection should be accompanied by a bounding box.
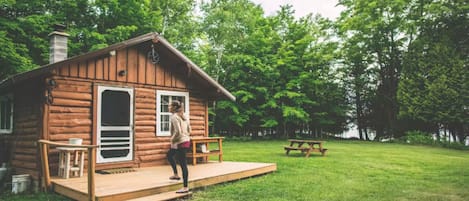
[38,140,98,201]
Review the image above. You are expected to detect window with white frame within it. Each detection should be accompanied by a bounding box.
[156,90,189,136]
[0,95,13,134]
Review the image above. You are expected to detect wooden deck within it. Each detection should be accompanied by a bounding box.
[51,161,277,201]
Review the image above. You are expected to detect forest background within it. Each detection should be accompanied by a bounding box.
[0,0,467,145]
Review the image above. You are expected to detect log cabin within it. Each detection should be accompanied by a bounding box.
[0,28,235,190]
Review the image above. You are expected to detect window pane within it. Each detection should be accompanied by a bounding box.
[161,115,169,131]
[162,122,169,132]
[4,100,11,129]
[0,100,6,129]
[101,90,130,126]
[161,96,169,112]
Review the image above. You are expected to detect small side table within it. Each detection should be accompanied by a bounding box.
[57,147,86,179]
[186,137,224,165]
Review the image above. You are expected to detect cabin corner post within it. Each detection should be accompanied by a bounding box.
[41,96,50,140]
[40,77,51,191]
[205,100,209,137]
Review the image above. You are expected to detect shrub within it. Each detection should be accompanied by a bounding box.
[404,130,435,145]
[224,136,251,142]
[440,141,469,150]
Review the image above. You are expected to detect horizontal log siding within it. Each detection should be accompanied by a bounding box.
[10,83,42,179]
[49,79,92,145]
[134,88,163,167]
[189,96,208,137]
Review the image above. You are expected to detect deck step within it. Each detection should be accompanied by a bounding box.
[127,191,193,201]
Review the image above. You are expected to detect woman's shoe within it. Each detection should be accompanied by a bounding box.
[169,175,181,180]
[176,188,189,193]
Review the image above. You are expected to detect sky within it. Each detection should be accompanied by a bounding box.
[250,0,344,20]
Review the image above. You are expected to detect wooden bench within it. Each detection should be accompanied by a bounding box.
[284,146,315,157]
[284,146,311,153]
[320,148,328,155]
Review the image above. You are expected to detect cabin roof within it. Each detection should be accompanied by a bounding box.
[0,32,235,101]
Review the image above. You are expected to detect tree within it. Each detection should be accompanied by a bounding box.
[398,0,469,143]
[199,0,268,136]
[338,33,378,140]
[200,2,348,138]
[338,0,410,140]
[0,0,52,79]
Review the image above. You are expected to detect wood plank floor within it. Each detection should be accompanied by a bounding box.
[51,161,277,201]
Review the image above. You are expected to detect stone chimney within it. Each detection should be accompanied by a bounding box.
[48,24,69,63]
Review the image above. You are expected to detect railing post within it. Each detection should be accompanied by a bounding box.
[39,142,51,190]
[88,147,96,201]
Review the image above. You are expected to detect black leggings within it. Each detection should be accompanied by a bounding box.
[167,148,189,187]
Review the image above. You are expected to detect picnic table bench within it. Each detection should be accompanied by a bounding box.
[284,139,328,157]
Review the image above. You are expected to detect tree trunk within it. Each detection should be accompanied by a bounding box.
[364,128,370,141]
[356,86,364,140]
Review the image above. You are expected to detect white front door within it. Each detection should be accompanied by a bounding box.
[97,86,134,163]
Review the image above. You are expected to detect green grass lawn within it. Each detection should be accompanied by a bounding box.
[1,140,468,201]
[192,140,469,201]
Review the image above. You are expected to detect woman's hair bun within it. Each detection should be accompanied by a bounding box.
[171,100,182,109]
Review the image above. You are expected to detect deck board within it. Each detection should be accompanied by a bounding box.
[51,161,276,201]
[127,191,192,201]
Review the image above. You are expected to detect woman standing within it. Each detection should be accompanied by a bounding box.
[166,100,191,193]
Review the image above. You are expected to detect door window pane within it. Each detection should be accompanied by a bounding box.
[101,90,130,126]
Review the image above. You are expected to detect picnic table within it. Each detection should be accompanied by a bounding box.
[284,139,328,157]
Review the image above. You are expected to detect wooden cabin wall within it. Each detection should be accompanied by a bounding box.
[48,45,210,168]
[45,78,93,173]
[48,79,92,144]
[10,79,43,179]
[134,88,162,167]
[189,95,208,137]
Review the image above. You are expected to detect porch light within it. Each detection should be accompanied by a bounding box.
[118,70,127,76]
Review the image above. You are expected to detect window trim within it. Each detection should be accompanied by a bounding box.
[156,90,189,136]
[0,94,13,134]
